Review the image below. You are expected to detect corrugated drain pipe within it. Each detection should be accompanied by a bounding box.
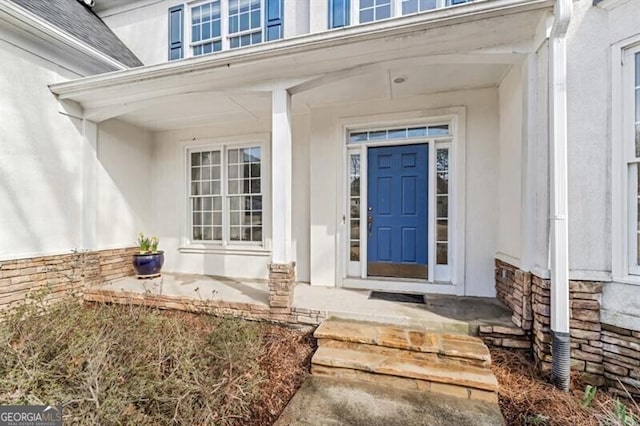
[549,0,573,392]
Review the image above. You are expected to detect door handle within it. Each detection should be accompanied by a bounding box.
[368,215,373,237]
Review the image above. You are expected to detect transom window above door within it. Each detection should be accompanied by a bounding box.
[329,0,472,28]
[168,0,283,60]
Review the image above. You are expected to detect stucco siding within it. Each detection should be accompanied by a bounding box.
[150,114,311,282]
[497,64,523,263]
[309,87,500,297]
[96,119,153,250]
[0,36,85,260]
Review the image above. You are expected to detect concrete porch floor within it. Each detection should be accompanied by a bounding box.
[92,273,513,334]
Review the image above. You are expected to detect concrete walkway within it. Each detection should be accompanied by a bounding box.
[275,376,504,426]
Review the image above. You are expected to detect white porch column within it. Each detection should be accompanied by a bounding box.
[268,89,295,311]
[271,89,293,265]
[82,118,98,251]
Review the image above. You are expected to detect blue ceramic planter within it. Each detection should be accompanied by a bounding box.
[132,251,164,277]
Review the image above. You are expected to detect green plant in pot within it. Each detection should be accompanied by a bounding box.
[132,233,164,278]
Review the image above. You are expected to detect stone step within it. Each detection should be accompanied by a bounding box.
[312,346,498,392]
[311,365,499,404]
[314,319,491,364]
[317,338,491,368]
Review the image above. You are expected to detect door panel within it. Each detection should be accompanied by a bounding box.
[367,144,428,279]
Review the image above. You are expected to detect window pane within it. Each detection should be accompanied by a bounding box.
[437,219,448,241]
[191,152,201,166]
[436,148,449,171]
[377,4,391,19]
[360,9,374,23]
[193,227,203,240]
[251,10,260,28]
[213,227,223,240]
[369,130,386,140]
[437,243,448,265]
[350,198,360,217]
[388,128,407,139]
[636,52,639,86]
[419,0,437,10]
[350,242,360,261]
[437,172,448,194]
[191,167,201,181]
[240,12,249,31]
[402,0,418,14]
[428,124,450,136]
[437,195,448,218]
[407,127,427,137]
[351,220,360,239]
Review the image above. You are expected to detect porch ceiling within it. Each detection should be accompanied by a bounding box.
[50,0,552,131]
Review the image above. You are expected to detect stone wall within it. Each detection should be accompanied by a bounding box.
[495,258,640,396]
[0,247,137,311]
[84,289,329,326]
[601,324,640,398]
[478,324,532,351]
[531,276,604,386]
[495,259,532,330]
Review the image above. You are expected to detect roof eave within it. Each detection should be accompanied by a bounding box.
[49,0,553,98]
[0,0,129,71]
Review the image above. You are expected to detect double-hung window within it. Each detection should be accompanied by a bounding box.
[191,0,262,56]
[170,0,283,60]
[228,0,262,48]
[189,145,263,245]
[329,0,471,28]
[191,1,223,55]
[626,48,640,275]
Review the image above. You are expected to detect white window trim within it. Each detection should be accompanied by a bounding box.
[184,0,265,57]
[337,108,466,295]
[612,36,640,284]
[180,133,271,254]
[349,0,452,26]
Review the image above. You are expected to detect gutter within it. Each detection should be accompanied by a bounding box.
[548,0,572,392]
[50,0,553,97]
[0,0,128,71]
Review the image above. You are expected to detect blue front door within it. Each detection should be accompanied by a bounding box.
[367,144,428,279]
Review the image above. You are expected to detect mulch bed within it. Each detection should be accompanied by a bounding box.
[491,349,640,425]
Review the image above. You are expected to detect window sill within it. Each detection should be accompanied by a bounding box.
[178,245,271,257]
[611,275,640,286]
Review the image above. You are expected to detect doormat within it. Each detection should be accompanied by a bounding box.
[369,291,425,304]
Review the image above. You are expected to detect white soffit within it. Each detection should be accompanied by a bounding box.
[49,0,552,129]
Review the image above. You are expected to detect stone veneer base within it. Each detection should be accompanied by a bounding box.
[495,259,640,397]
[0,247,138,311]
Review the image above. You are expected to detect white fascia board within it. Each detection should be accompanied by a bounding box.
[0,0,128,71]
[49,0,553,98]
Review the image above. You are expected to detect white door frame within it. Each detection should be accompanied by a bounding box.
[336,107,467,295]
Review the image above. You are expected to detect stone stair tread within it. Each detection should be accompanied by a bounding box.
[314,319,490,362]
[312,346,498,392]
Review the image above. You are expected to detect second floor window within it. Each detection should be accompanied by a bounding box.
[330,0,471,28]
[192,2,222,55]
[191,0,262,56]
[169,0,283,60]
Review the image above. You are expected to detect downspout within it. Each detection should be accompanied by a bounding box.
[549,0,573,392]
